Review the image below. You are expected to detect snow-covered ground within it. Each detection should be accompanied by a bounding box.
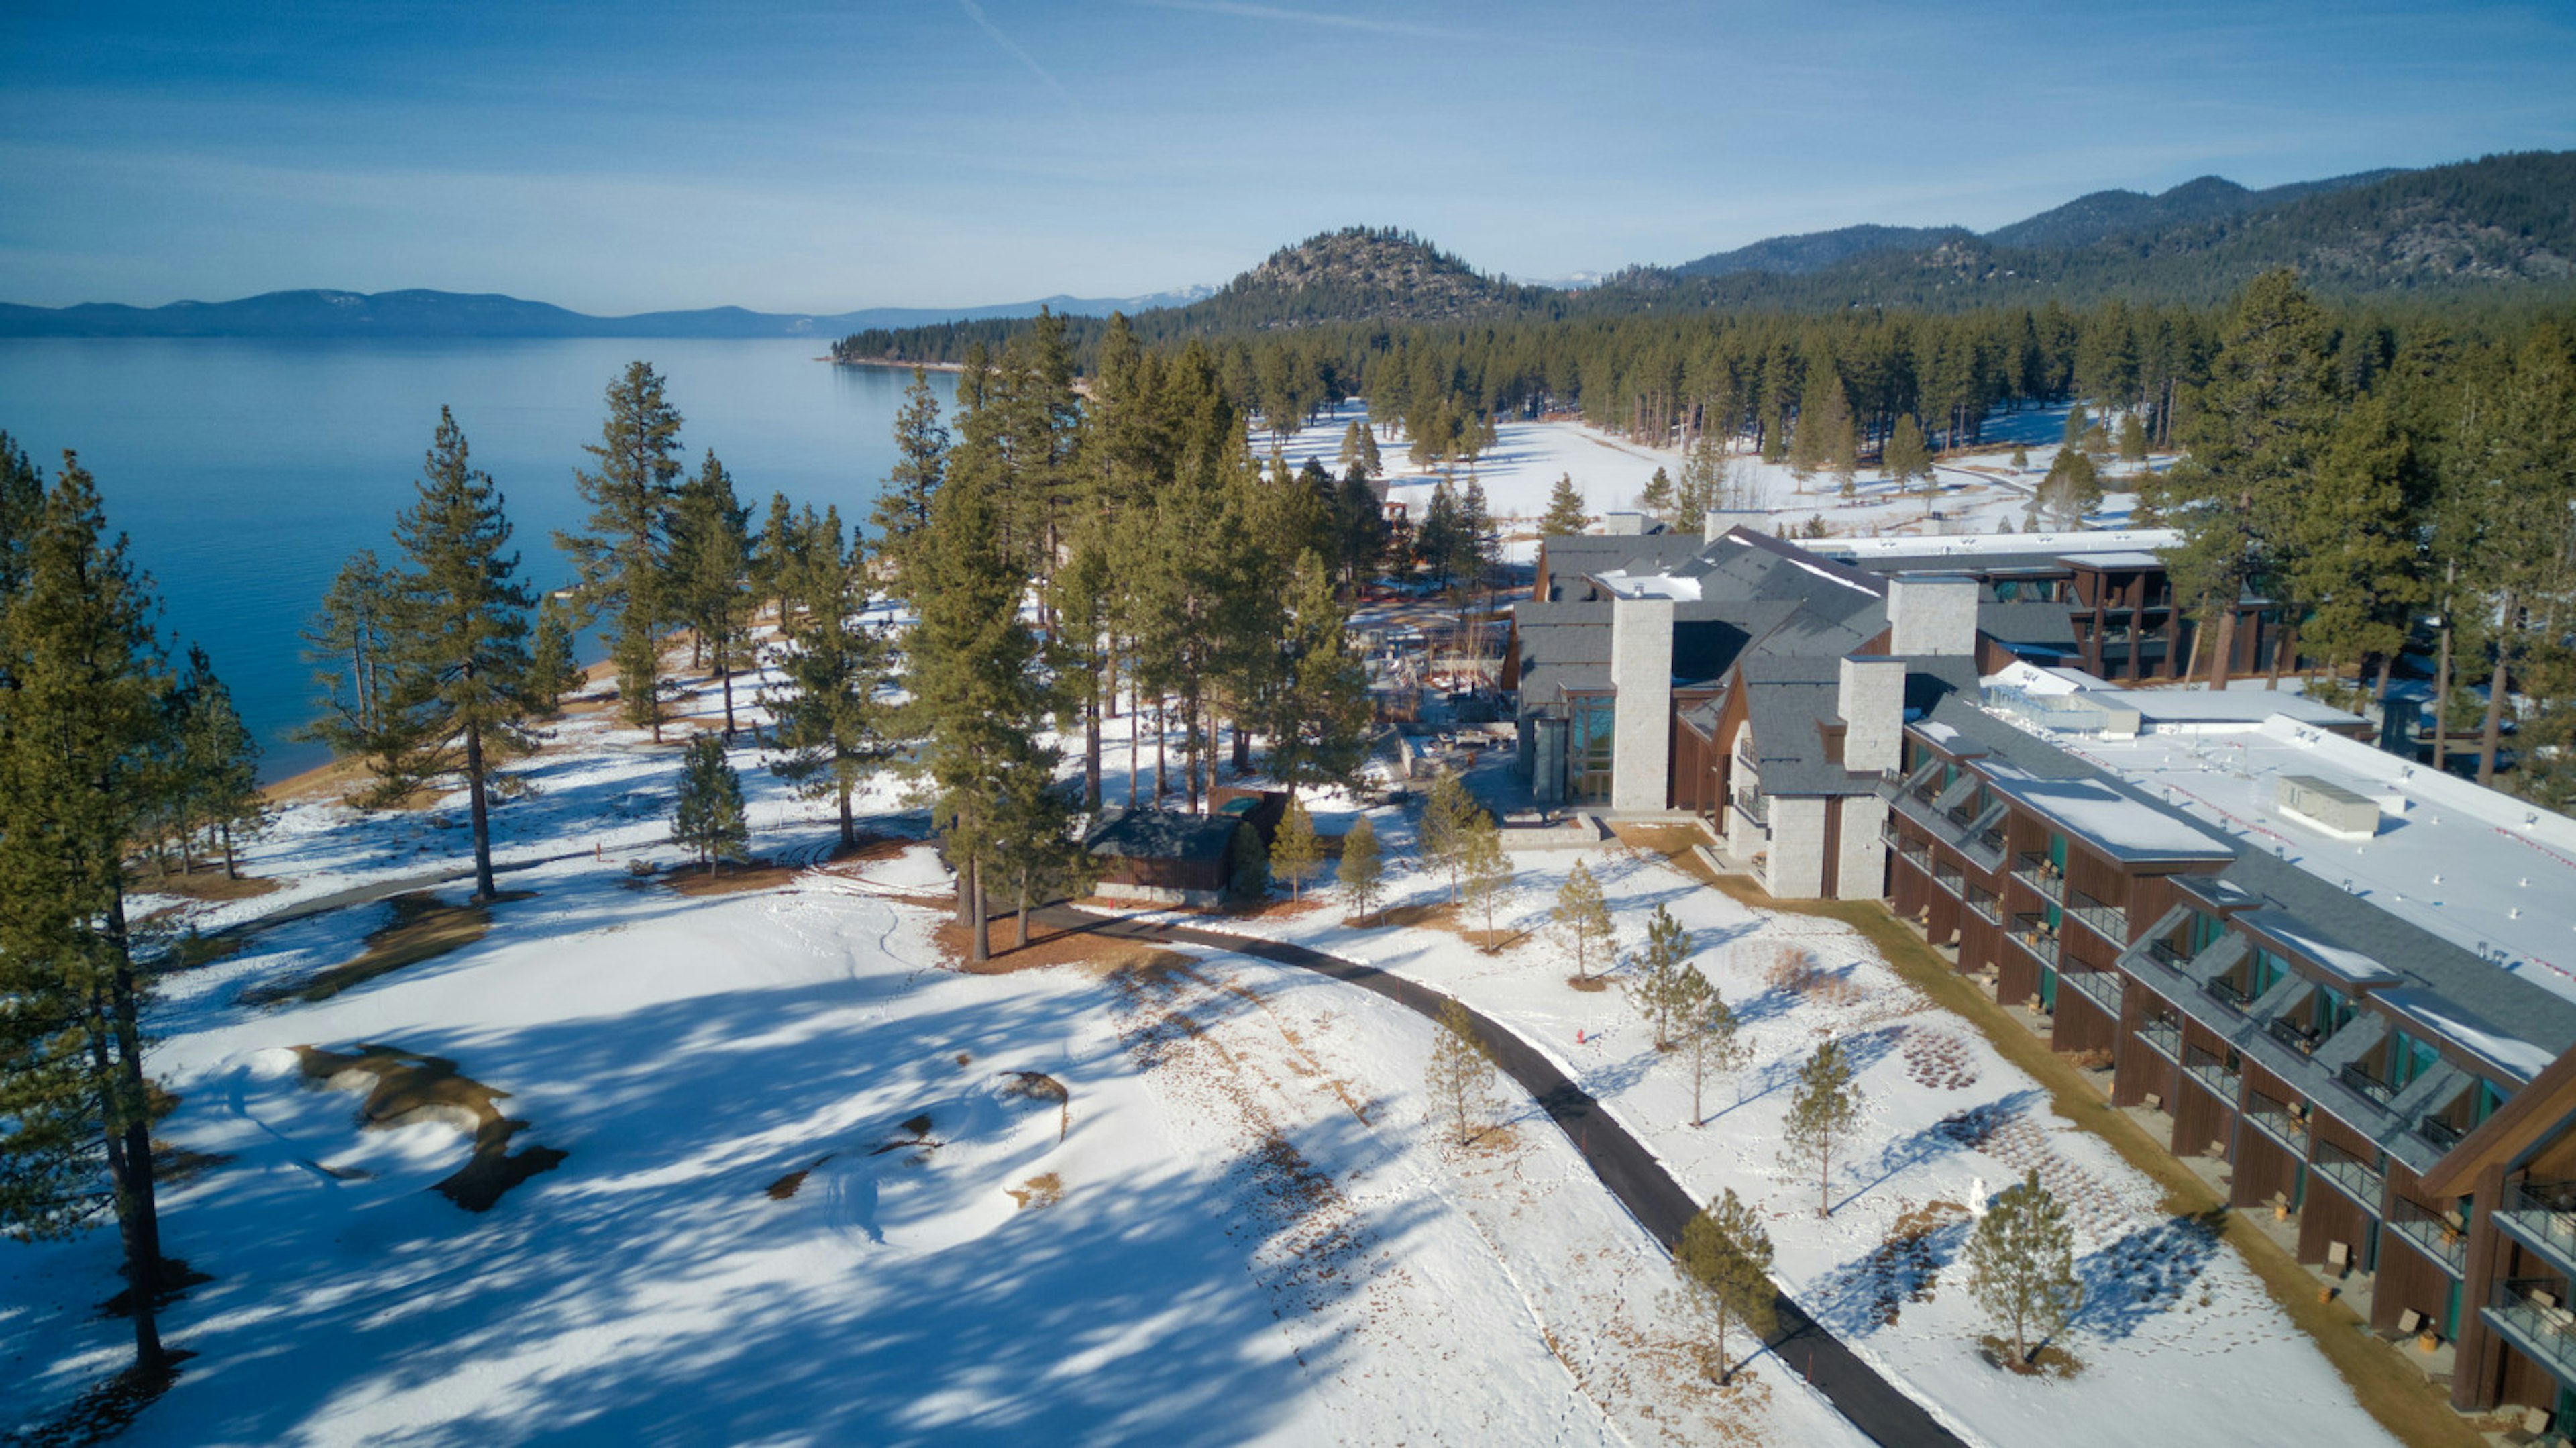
[3,652,1872,1446]
[1130,805,2404,1448]
[1269,402,2161,559]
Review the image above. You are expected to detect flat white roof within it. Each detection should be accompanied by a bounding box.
[1813,528,2182,560]
[1986,663,2369,731]
[2027,713,2576,1006]
[1978,760,2235,862]
[1594,570,1702,601]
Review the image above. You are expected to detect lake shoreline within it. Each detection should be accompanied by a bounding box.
[830,357,966,372]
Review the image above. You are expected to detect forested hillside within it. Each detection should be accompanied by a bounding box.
[1619,152,2576,310]
[838,152,2576,372]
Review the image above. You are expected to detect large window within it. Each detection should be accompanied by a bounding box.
[1572,696,1615,803]
[2312,984,2354,1042]
[2475,1078,2508,1126]
[2187,909,2226,956]
[2390,1029,2440,1090]
[2250,947,2288,1003]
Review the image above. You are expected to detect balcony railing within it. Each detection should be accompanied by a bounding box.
[2417,1115,2465,1155]
[2065,890,2130,946]
[2485,1279,2576,1384]
[2137,1015,2182,1062]
[2141,936,2195,972]
[1894,837,1930,872]
[2310,1139,2385,1212]
[2500,1180,2576,1276]
[1964,886,2002,926]
[2182,1045,2240,1104]
[1933,862,1965,896]
[1974,821,2008,856]
[2386,1196,2469,1277]
[2242,1092,2310,1153]
[2012,854,2065,903]
[2061,967,2124,1014]
[1733,786,1770,829]
[2202,974,2251,1013]
[2007,915,2061,968]
[2339,1059,2398,1108]
[2265,1015,2322,1058]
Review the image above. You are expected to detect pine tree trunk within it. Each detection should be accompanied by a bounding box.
[837,776,855,849]
[1083,667,1102,812]
[2479,629,2513,788]
[1155,696,1167,803]
[1016,867,1031,951]
[103,893,167,1374]
[464,717,496,902]
[2434,567,2456,772]
[221,823,239,881]
[969,858,990,964]
[1232,715,1251,775]
[720,655,735,740]
[2205,605,2237,691]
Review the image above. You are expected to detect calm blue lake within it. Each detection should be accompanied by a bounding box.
[0,338,951,778]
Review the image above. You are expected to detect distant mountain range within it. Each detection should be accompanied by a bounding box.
[0,285,1216,340]
[14,151,2576,342]
[1669,171,2405,280]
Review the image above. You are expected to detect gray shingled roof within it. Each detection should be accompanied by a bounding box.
[1084,807,1238,864]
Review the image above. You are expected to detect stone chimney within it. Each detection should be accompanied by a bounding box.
[1886,574,1978,657]
[1703,509,1766,543]
[1839,657,1905,773]
[1609,594,1676,813]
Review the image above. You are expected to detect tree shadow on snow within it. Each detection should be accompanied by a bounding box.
[70,969,1407,1448]
[2074,1209,2228,1341]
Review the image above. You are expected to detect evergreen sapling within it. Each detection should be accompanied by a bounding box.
[670,734,749,873]
[1338,813,1385,923]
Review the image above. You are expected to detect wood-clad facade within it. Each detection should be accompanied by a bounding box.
[1884,712,2576,1431]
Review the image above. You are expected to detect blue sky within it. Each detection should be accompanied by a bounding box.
[3,0,2571,313]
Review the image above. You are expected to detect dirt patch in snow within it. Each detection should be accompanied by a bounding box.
[934,915,1176,976]
[766,1155,835,1200]
[1006,1172,1063,1210]
[246,891,533,1006]
[295,1043,566,1211]
[1901,1027,1979,1091]
[1220,894,1334,921]
[1377,900,1521,953]
[129,868,281,904]
[665,834,912,897]
[1978,1335,2085,1378]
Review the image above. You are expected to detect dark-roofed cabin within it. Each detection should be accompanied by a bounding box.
[1084,807,1244,908]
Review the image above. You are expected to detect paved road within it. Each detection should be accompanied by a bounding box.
[1035,904,1967,1448]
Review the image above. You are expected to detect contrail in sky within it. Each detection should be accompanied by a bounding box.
[955,0,1094,136]
[1130,0,1466,40]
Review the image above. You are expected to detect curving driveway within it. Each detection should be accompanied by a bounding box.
[1035,904,1967,1448]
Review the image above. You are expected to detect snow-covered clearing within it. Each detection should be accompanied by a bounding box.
[1269,402,2159,556]
[1146,802,2404,1448]
[4,656,1866,1446]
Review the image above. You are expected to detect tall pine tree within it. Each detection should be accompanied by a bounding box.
[387,407,538,902]
[558,362,684,738]
[765,513,902,849]
[0,454,193,1376]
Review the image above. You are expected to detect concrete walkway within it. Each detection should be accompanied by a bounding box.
[1036,902,1967,1448]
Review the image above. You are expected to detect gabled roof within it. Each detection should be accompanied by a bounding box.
[1084,807,1238,864]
